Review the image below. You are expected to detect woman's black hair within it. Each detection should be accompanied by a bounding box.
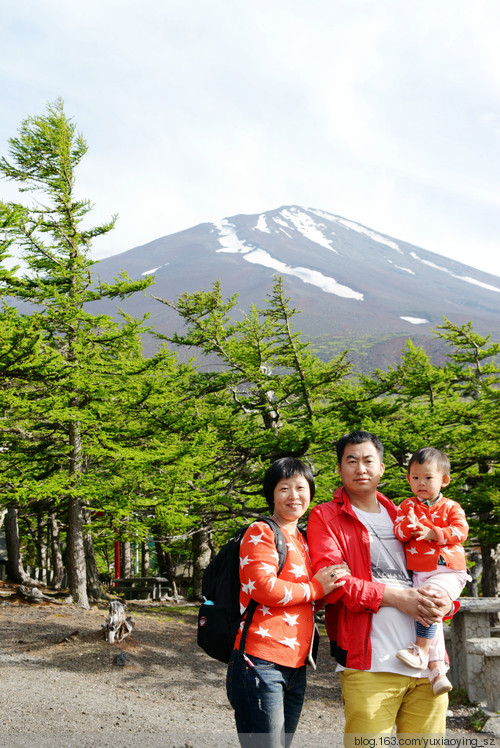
[262,457,315,512]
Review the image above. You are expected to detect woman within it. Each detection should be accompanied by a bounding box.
[226,457,348,748]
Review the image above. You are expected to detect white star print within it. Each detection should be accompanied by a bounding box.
[450,526,463,538]
[283,612,299,626]
[278,636,299,649]
[408,546,418,554]
[277,586,293,605]
[424,550,435,555]
[269,577,277,590]
[300,583,311,601]
[240,603,247,615]
[256,626,272,639]
[242,579,256,595]
[248,532,264,546]
[259,562,277,574]
[260,605,271,616]
[289,563,306,578]
[240,555,250,568]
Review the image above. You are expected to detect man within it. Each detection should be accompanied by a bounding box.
[308,431,454,744]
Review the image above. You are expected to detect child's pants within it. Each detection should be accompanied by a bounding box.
[413,568,469,662]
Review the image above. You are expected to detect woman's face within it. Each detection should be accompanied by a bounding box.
[272,473,311,524]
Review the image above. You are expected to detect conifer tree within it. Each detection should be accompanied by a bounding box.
[0,100,153,606]
[154,277,351,594]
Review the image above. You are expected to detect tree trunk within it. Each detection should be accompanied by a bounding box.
[192,527,212,600]
[153,540,178,597]
[141,542,150,577]
[4,505,33,584]
[121,541,132,577]
[67,496,89,607]
[83,509,102,600]
[480,540,500,597]
[67,421,89,608]
[49,513,65,589]
[154,539,168,577]
[36,509,49,583]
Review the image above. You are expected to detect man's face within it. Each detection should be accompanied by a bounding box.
[338,440,385,496]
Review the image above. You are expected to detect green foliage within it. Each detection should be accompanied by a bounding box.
[2,100,500,597]
[0,100,159,602]
[153,276,352,528]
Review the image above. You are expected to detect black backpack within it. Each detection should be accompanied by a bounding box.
[197,516,294,663]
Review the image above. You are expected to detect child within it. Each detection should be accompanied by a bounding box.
[394,447,469,696]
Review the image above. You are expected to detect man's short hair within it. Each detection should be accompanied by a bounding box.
[263,457,315,512]
[336,430,384,464]
[408,447,450,475]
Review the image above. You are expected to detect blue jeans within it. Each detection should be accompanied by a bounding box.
[226,650,307,748]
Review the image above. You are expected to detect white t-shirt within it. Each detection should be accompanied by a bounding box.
[338,503,428,676]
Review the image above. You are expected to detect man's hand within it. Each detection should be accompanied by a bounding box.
[381,585,452,627]
[417,585,453,623]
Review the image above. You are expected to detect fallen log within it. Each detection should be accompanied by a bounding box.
[17,585,64,604]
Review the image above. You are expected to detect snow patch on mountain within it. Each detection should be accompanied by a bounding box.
[311,209,403,254]
[271,218,294,238]
[336,218,402,252]
[244,249,362,299]
[214,220,362,300]
[410,253,500,293]
[386,259,415,275]
[395,265,415,275]
[277,208,337,252]
[256,214,271,233]
[401,316,430,325]
[142,264,168,275]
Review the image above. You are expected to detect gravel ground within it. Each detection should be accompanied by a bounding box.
[0,589,497,748]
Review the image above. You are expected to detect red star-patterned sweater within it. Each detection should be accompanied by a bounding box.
[234,520,325,668]
[394,495,468,571]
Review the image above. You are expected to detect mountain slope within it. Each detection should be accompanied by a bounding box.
[92,205,500,368]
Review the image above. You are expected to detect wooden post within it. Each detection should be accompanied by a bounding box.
[114,540,121,584]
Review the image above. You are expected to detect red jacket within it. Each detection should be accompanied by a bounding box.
[234,521,324,667]
[394,495,468,571]
[307,487,395,670]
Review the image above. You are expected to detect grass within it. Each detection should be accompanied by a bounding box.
[468,707,488,732]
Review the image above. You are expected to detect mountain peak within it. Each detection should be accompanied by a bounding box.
[93,205,500,368]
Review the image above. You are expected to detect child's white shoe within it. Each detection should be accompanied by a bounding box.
[396,642,429,669]
[430,667,452,696]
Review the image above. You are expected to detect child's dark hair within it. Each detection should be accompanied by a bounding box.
[336,430,384,464]
[263,457,315,512]
[408,447,450,474]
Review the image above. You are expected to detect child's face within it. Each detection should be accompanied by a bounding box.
[407,459,450,502]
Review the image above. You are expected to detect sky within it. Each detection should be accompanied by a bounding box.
[1,0,500,276]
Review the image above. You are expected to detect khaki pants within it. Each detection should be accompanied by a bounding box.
[339,669,447,747]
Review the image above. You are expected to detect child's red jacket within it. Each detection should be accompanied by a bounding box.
[394,494,468,571]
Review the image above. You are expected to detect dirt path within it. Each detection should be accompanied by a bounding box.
[0,596,495,747]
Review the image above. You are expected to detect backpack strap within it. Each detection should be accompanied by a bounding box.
[237,516,288,658]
